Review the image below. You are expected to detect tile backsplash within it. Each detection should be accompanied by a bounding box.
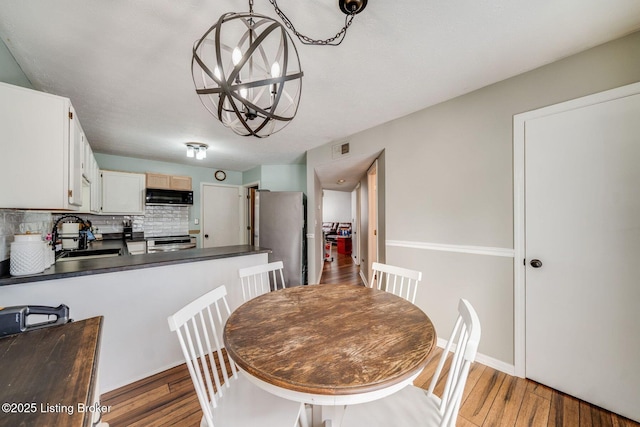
[143,205,189,237]
[0,205,190,262]
[0,210,52,261]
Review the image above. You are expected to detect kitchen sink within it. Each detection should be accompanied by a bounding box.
[56,248,122,262]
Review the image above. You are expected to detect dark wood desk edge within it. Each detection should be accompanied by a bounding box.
[84,316,103,427]
[0,316,103,427]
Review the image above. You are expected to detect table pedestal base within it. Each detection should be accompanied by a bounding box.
[312,405,346,427]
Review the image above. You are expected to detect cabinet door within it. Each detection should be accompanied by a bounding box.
[68,106,84,207]
[102,171,145,214]
[83,140,92,181]
[170,175,192,190]
[146,173,171,189]
[90,158,101,213]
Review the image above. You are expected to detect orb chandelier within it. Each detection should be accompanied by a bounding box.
[192,0,368,138]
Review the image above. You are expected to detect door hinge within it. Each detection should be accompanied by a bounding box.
[374,229,377,236]
[68,190,73,197]
[69,111,73,119]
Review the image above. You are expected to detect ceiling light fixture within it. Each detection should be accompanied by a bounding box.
[186,143,208,160]
[192,0,367,138]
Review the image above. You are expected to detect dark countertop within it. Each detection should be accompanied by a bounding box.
[0,244,270,287]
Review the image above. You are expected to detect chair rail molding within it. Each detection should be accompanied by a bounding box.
[386,240,515,258]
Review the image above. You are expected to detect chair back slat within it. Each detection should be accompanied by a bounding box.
[168,286,237,426]
[371,262,423,303]
[239,261,286,302]
[427,299,481,427]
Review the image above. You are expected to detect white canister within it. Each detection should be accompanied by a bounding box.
[10,235,46,276]
[43,242,54,268]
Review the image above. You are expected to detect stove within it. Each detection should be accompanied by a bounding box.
[146,235,197,253]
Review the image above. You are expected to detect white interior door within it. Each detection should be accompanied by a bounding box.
[524,90,640,422]
[201,183,243,248]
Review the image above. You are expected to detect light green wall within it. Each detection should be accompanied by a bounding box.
[261,165,306,193]
[95,154,306,240]
[242,166,262,186]
[0,38,32,88]
[95,153,241,235]
[243,164,307,193]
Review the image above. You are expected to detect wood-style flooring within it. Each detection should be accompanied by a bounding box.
[319,244,364,286]
[101,246,639,427]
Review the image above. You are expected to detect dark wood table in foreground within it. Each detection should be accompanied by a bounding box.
[0,316,103,427]
[224,283,436,426]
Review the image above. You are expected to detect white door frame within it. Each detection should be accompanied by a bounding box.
[354,182,361,265]
[367,160,378,284]
[243,180,260,245]
[513,81,640,377]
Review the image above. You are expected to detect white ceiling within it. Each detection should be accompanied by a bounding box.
[1,0,639,190]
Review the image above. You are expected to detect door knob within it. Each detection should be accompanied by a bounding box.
[530,259,543,268]
[204,234,209,238]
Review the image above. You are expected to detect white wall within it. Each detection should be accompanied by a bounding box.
[307,31,640,369]
[322,190,351,223]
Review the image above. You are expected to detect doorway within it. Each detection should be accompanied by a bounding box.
[514,82,640,422]
[245,183,259,245]
[201,183,243,248]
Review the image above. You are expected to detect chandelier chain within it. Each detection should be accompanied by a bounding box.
[266,0,355,46]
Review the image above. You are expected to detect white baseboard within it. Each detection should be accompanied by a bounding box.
[436,338,515,376]
[315,269,323,285]
[360,270,368,287]
[103,360,184,394]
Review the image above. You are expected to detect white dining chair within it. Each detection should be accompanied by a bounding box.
[370,262,423,303]
[238,261,286,302]
[341,298,481,427]
[167,285,308,427]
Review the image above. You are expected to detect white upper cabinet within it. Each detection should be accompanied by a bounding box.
[0,82,84,210]
[90,156,102,213]
[101,170,145,214]
[83,137,92,181]
[69,106,84,207]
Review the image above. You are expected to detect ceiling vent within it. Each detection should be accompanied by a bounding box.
[332,141,350,159]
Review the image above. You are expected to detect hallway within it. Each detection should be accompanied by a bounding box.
[320,244,363,286]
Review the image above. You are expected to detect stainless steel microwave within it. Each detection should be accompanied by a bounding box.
[145,188,193,205]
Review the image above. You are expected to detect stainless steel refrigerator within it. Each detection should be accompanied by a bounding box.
[255,190,307,287]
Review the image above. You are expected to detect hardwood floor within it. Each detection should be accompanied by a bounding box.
[319,244,364,286]
[101,247,639,426]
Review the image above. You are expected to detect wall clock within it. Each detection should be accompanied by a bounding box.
[214,170,226,181]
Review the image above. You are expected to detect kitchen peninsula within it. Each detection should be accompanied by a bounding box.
[0,245,270,394]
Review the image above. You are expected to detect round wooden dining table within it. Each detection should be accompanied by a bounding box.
[223,283,437,427]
